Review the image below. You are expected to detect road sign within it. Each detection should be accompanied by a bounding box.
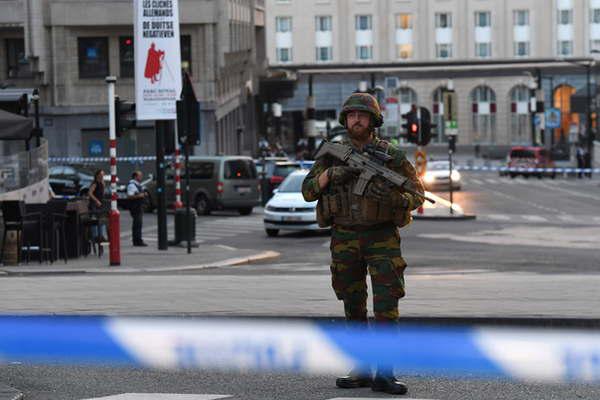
[445,120,458,136]
[545,108,561,129]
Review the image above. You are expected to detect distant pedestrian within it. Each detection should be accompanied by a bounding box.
[576,145,585,178]
[88,169,108,243]
[127,171,147,247]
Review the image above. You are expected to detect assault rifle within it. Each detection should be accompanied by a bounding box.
[314,141,435,204]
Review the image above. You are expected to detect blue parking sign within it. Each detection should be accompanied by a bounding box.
[88,140,104,156]
[545,108,561,129]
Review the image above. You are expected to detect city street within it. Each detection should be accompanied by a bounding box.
[0,172,599,399]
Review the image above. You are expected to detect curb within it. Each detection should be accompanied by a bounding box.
[414,214,477,221]
[0,251,281,276]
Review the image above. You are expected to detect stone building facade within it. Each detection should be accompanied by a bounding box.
[266,0,600,155]
[0,0,267,160]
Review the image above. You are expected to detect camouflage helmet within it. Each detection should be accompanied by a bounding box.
[338,92,384,128]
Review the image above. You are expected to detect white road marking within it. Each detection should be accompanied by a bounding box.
[484,178,498,185]
[418,225,600,249]
[484,214,511,221]
[521,215,548,222]
[469,178,484,185]
[82,394,231,400]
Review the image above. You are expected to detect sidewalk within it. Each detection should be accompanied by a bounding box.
[0,241,280,275]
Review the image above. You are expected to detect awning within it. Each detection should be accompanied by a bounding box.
[0,109,33,140]
[0,88,34,103]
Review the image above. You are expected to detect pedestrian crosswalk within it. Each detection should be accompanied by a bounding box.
[460,175,599,187]
[480,214,600,225]
[142,213,266,244]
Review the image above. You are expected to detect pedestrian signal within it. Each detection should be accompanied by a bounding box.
[401,110,419,144]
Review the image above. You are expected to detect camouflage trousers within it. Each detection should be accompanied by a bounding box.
[329,223,407,323]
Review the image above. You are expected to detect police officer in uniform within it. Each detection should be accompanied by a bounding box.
[127,171,148,247]
[302,93,424,395]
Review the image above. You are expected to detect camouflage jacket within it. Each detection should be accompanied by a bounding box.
[301,135,425,212]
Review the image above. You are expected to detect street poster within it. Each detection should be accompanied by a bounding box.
[134,0,182,121]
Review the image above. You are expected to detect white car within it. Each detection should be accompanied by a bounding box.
[422,160,461,191]
[263,169,326,237]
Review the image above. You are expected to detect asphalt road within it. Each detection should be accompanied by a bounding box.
[1,172,599,399]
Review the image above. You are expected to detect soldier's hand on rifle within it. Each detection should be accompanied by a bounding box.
[365,180,392,202]
[327,166,361,185]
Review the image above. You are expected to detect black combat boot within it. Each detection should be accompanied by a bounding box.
[371,370,408,395]
[335,368,372,389]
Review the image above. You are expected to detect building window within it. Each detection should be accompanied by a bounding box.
[396,44,412,59]
[592,8,600,23]
[5,38,28,79]
[475,42,491,58]
[591,39,600,53]
[435,13,452,28]
[475,11,491,27]
[276,47,292,62]
[180,35,192,73]
[316,46,332,61]
[558,40,573,56]
[557,9,573,25]
[471,85,496,144]
[276,16,292,32]
[514,41,530,57]
[395,13,412,30]
[514,10,529,26]
[356,45,373,60]
[510,85,530,144]
[355,15,372,31]
[431,87,448,143]
[78,37,109,79]
[436,44,453,59]
[315,15,332,31]
[119,36,134,78]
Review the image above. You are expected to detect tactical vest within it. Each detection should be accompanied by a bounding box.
[316,139,412,229]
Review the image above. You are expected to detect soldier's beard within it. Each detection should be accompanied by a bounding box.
[348,123,372,143]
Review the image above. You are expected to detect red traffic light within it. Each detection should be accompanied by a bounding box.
[124,38,132,45]
[410,123,418,133]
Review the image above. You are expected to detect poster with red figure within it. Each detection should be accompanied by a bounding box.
[134,0,182,120]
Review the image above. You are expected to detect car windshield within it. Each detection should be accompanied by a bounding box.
[273,164,299,177]
[277,174,306,193]
[429,162,450,170]
[511,149,535,158]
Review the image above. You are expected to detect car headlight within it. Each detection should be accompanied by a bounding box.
[423,173,435,184]
[450,170,461,181]
[265,205,276,211]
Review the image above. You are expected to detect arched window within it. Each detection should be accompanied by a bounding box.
[398,87,417,115]
[553,84,579,145]
[471,85,496,143]
[432,86,448,143]
[509,85,530,144]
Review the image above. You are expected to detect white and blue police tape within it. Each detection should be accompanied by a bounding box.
[1,316,600,382]
[48,156,600,174]
[48,156,172,163]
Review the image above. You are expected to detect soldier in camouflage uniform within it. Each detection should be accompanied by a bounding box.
[302,92,424,395]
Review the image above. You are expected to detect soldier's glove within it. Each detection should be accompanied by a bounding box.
[327,166,361,185]
[365,180,392,202]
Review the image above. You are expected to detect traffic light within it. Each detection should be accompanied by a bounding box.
[401,110,419,143]
[418,106,434,146]
[114,96,136,137]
